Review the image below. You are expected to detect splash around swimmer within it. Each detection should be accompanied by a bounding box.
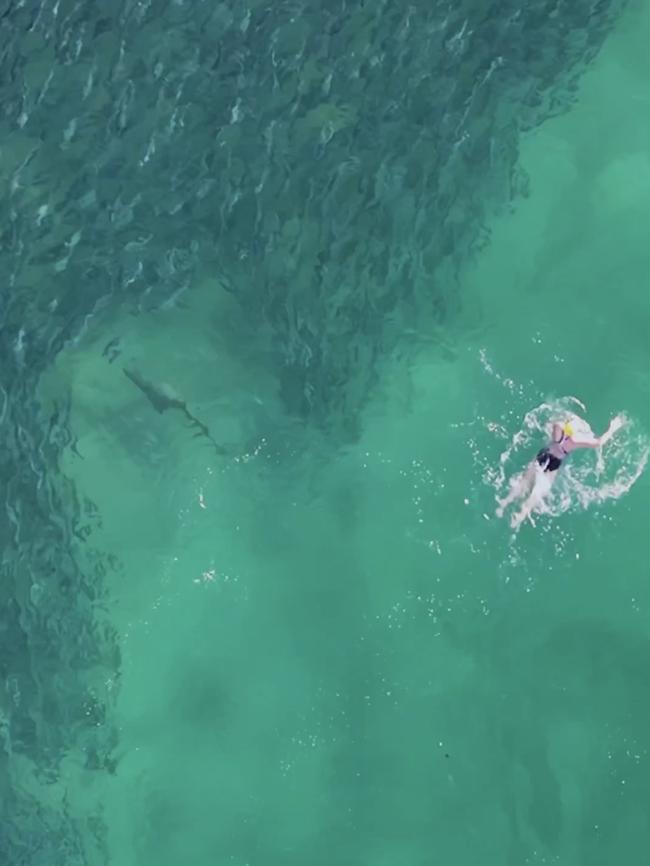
[496,413,625,529]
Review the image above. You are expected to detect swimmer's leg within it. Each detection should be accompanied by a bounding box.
[496,464,536,517]
[510,467,556,529]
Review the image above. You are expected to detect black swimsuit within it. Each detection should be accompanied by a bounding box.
[536,448,562,473]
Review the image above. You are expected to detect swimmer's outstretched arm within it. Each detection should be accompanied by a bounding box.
[568,415,624,451]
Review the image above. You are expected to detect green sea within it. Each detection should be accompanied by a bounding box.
[3,0,650,863]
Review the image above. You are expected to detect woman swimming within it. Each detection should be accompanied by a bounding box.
[496,415,624,529]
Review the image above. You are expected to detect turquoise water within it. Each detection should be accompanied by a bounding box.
[4,0,650,863]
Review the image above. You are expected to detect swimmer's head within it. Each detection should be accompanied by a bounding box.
[552,420,573,441]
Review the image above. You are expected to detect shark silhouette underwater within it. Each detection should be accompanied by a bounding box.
[122,366,228,456]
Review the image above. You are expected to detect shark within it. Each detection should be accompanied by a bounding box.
[122,366,228,456]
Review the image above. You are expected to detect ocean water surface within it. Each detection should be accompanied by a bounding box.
[2,0,650,864]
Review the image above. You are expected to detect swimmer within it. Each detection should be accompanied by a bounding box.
[496,414,625,529]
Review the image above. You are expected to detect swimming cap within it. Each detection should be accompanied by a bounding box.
[563,421,574,437]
